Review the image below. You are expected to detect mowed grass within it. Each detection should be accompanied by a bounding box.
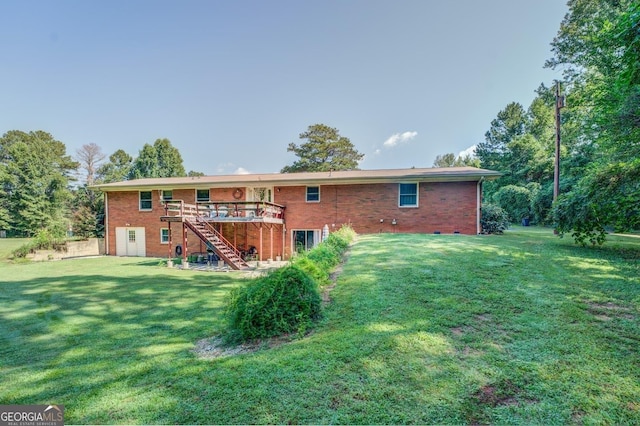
[0,229,639,424]
[0,238,29,262]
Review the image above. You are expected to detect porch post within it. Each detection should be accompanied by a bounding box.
[269,225,273,261]
[259,224,263,262]
[168,222,173,265]
[282,224,286,260]
[182,222,188,267]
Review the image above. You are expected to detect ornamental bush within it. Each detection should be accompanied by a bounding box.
[481,204,510,234]
[224,225,356,342]
[225,265,322,341]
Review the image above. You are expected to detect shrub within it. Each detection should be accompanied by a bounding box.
[11,228,67,258]
[294,256,330,286]
[11,244,32,259]
[32,228,66,251]
[493,184,534,223]
[225,265,322,341]
[327,225,356,253]
[481,204,510,234]
[305,243,340,270]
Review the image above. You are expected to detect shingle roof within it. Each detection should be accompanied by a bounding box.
[92,167,501,191]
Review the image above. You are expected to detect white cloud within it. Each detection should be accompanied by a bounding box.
[373,148,381,155]
[234,167,250,175]
[383,131,418,148]
[458,144,477,158]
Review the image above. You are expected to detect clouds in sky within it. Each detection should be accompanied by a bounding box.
[383,131,418,148]
[458,144,477,158]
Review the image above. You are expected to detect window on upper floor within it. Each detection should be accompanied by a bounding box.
[399,183,418,207]
[161,190,173,201]
[306,186,320,202]
[139,191,152,210]
[196,189,210,202]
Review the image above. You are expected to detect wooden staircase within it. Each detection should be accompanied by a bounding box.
[184,216,250,270]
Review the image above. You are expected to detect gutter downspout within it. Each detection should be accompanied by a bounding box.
[104,192,109,254]
[477,177,484,234]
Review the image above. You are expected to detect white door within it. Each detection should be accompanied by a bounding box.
[115,227,146,256]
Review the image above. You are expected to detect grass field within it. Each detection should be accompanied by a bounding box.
[1,228,639,424]
[0,238,29,262]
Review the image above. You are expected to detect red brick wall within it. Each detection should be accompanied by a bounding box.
[105,181,478,258]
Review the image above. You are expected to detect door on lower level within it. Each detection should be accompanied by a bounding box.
[292,229,320,253]
[115,227,146,256]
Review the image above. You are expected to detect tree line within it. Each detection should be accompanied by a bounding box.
[3,0,637,245]
[0,133,195,239]
[0,123,362,239]
[436,0,639,244]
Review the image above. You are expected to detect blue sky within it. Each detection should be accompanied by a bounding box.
[1,0,568,175]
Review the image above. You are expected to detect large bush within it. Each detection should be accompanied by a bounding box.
[493,184,534,223]
[224,225,356,342]
[225,265,322,341]
[481,204,510,234]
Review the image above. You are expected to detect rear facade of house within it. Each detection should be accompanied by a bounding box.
[94,167,499,268]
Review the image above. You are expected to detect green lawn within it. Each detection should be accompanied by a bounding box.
[0,237,29,262]
[1,228,639,424]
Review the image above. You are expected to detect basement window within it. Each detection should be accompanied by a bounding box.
[160,228,169,244]
[139,191,152,210]
[399,183,418,207]
[306,186,320,202]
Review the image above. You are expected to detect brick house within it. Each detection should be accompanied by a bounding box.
[94,167,499,269]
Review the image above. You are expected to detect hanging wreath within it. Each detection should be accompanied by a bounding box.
[233,188,244,200]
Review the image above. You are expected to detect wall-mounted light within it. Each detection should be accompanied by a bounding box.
[380,219,384,223]
[391,219,397,225]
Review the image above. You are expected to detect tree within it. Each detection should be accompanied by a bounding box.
[0,130,78,236]
[0,166,11,232]
[129,138,186,179]
[281,124,364,173]
[546,0,640,243]
[188,170,205,177]
[95,149,133,184]
[76,143,106,186]
[433,153,480,168]
[475,102,527,171]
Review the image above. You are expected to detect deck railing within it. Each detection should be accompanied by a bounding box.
[163,200,285,220]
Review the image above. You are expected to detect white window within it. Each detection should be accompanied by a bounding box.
[306,186,320,202]
[139,191,152,210]
[196,189,210,202]
[399,183,418,207]
[161,190,173,201]
[160,228,169,244]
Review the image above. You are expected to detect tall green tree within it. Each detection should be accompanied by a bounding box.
[547,0,640,243]
[432,153,480,168]
[281,124,364,173]
[0,166,11,232]
[95,149,134,184]
[0,130,78,236]
[475,102,527,172]
[129,138,186,179]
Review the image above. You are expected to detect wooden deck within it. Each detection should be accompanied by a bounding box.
[160,200,285,224]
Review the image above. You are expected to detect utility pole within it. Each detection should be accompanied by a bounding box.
[553,81,565,203]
